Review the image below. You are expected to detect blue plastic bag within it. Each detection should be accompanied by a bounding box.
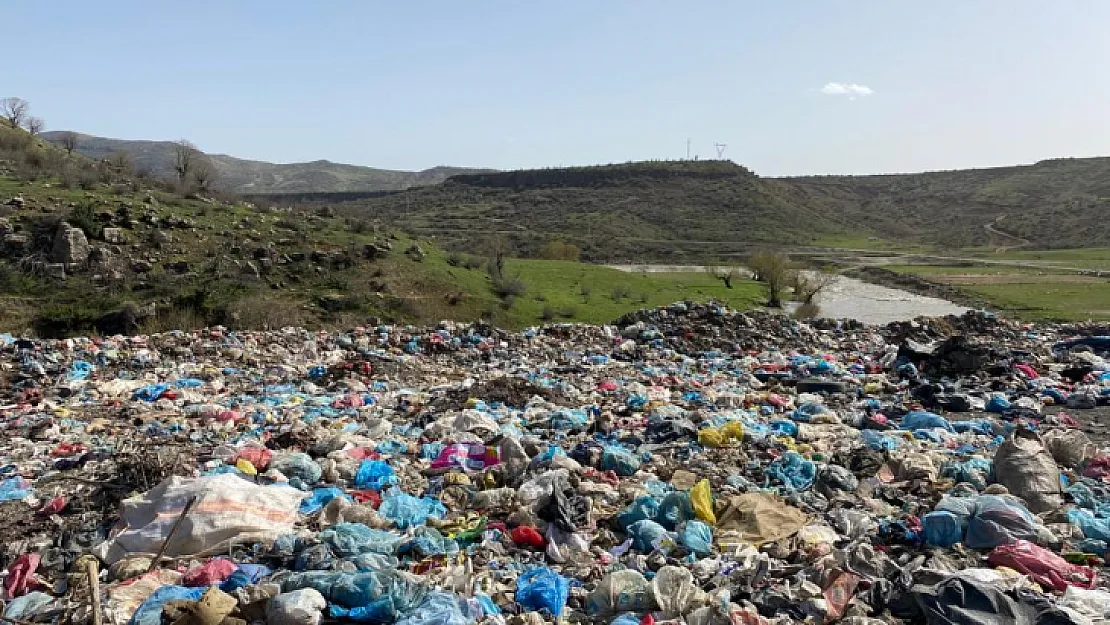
[320,523,404,556]
[860,429,900,451]
[768,420,798,438]
[901,410,954,432]
[130,586,204,625]
[272,452,323,484]
[379,491,446,529]
[601,446,641,477]
[354,460,398,490]
[1068,508,1110,542]
[656,491,694,530]
[395,592,471,625]
[0,477,32,502]
[679,520,713,555]
[515,567,570,616]
[617,496,660,531]
[300,487,351,515]
[133,384,169,402]
[68,360,94,381]
[766,451,816,491]
[941,457,993,490]
[626,519,669,552]
[791,403,827,423]
[986,395,1012,413]
[923,511,962,547]
[963,495,1037,549]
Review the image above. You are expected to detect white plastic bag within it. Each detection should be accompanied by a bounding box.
[268,589,326,625]
[95,473,307,564]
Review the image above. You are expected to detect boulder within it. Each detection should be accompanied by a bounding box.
[102,227,126,244]
[51,222,89,264]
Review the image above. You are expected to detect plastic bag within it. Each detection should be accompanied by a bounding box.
[353,460,397,490]
[656,491,693,530]
[964,495,1037,549]
[988,540,1098,592]
[627,519,669,552]
[698,421,744,447]
[1067,508,1110,542]
[379,491,446,529]
[651,565,704,617]
[588,570,653,615]
[515,567,570,616]
[679,520,713,555]
[268,589,327,625]
[130,585,206,625]
[766,451,816,491]
[272,453,323,485]
[616,496,660,531]
[993,428,1063,513]
[900,410,954,432]
[320,523,404,557]
[1042,428,1099,469]
[300,487,351,515]
[941,457,993,490]
[601,446,640,476]
[923,511,962,547]
[690,479,716,525]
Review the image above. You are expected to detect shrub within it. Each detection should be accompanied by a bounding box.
[68,202,102,239]
[447,252,463,267]
[540,305,555,321]
[491,275,526,299]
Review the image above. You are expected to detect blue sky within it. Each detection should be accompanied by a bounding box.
[8,1,1110,175]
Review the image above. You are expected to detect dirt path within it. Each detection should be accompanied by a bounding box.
[983,214,1031,252]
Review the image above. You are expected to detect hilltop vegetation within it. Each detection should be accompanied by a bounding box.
[40,132,492,194]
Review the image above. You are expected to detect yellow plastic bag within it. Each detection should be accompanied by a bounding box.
[691,479,717,525]
[697,422,744,448]
[235,459,258,475]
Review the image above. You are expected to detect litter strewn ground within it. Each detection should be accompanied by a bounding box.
[4,304,1110,624]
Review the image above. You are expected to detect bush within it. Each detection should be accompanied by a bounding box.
[68,202,102,240]
[793,301,821,320]
[447,252,463,267]
[611,285,632,302]
[539,240,581,261]
[463,255,483,270]
[541,305,556,321]
[491,275,527,299]
[580,284,592,302]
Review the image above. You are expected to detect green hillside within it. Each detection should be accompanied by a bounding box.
[39,132,492,194]
[273,157,1110,260]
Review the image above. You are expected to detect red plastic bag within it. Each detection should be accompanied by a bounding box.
[235,446,272,470]
[988,540,1097,592]
[38,496,67,516]
[182,557,238,587]
[349,490,383,508]
[5,553,40,599]
[510,526,546,549]
[1084,455,1110,481]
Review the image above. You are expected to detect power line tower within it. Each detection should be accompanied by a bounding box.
[714,143,728,159]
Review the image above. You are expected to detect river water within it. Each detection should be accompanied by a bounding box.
[608,265,969,325]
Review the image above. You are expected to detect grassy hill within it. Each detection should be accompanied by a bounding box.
[0,126,762,336]
[39,132,492,194]
[268,157,1110,260]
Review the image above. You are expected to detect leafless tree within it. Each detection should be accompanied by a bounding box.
[58,131,79,155]
[173,139,200,185]
[105,150,133,175]
[708,266,738,289]
[793,269,837,305]
[0,97,29,129]
[25,117,44,136]
[191,156,217,192]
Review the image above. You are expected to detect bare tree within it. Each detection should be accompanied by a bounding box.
[58,131,79,155]
[104,150,134,175]
[191,156,217,192]
[793,269,837,305]
[173,139,200,185]
[25,117,44,136]
[708,266,738,289]
[0,97,29,129]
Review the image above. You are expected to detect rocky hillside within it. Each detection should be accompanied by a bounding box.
[40,132,492,194]
[273,157,1110,258]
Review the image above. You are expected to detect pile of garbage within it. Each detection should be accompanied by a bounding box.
[6,303,1110,624]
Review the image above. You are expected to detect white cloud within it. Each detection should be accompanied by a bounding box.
[820,82,874,99]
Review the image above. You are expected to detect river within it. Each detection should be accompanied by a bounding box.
[607,265,969,325]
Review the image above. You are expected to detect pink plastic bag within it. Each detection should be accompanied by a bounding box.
[182,557,238,587]
[430,443,499,471]
[988,540,1097,592]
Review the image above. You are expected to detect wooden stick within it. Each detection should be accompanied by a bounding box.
[86,558,102,625]
[146,495,198,572]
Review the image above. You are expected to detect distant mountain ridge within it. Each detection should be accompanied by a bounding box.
[40,132,492,194]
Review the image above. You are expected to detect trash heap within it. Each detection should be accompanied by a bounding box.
[5,304,1110,624]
